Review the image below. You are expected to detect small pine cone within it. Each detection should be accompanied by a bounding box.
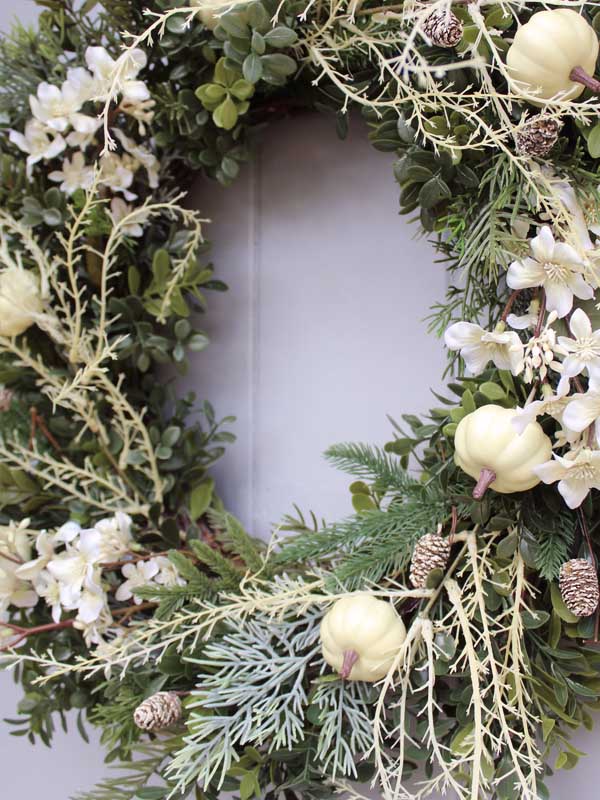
[133,691,182,732]
[559,559,600,618]
[409,533,451,589]
[422,10,464,48]
[515,115,562,158]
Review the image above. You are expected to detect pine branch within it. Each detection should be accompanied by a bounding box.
[522,499,576,581]
[324,442,416,493]
[276,496,447,589]
[208,509,265,573]
[188,539,244,587]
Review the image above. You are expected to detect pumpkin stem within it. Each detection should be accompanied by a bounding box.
[473,468,496,500]
[340,649,359,679]
[570,66,600,94]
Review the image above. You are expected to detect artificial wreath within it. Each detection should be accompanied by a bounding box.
[4,1,600,798]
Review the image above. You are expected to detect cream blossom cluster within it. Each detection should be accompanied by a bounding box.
[446,180,600,510]
[8,46,158,202]
[0,513,184,646]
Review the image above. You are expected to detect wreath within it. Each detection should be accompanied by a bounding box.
[2,1,600,798]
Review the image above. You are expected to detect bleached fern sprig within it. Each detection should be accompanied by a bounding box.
[0,187,206,515]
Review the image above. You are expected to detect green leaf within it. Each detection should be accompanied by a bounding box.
[218,13,250,40]
[521,609,550,629]
[213,96,239,130]
[419,176,451,209]
[251,31,266,55]
[550,582,580,623]
[214,57,240,87]
[128,266,141,295]
[351,493,377,513]
[197,83,227,104]
[229,79,255,101]
[166,14,187,34]
[41,208,63,226]
[588,124,600,158]
[243,53,263,83]
[190,478,215,520]
[542,716,555,742]
[461,389,476,414]
[261,53,297,77]
[152,249,171,284]
[479,382,506,401]
[264,26,298,47]
[450,723,474,756]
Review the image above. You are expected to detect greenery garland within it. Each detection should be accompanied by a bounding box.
[4,1,600,798]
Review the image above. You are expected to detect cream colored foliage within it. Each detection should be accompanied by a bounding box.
[0,181,205,517]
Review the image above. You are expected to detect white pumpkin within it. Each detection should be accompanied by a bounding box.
[506,9,600,102]
[320,593,407,682]
[454,404,552,498]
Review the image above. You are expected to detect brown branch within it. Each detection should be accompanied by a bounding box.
[0,619,74,651]
[500,290,521,323]
[570,66,600,95]
[29,406,63,454]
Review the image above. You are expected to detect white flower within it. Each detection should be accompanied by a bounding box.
[0,521,37,613]
[112,128,159,188]
[94,512,134,561]
[85,46,150,104]
[154,556,186,588]
[16,531,56,582]
[513,387,570,433]
[507,226,593,318]
[47,528,103,607]
[0,268,44,338]
[556,308,600,393]
[49,151,95,195]
[29,72,97,134]
[115,558,160,604]
[74,605,113,647]
[77,582,107,624]
[444,321,523,375]
[108,198,147,238]
[507,299,540,331]
[54,521,82,545]
[535,448,600,508]
[9,119,66,177]
[99,153,137,200]
[521,311,560,384]
[562,390,600,447]
[35,570,63,623]
[547,177,594,252]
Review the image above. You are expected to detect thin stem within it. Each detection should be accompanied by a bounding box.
[570,66,600,95]
[473,467,496,500]
[533,291,546,338]
[0,619,74,651]
[500,289,521,322]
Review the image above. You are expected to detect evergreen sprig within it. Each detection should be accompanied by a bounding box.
[324,442,416,493]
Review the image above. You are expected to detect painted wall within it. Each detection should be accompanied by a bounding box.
[0,3,599,798]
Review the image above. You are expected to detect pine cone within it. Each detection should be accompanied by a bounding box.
[409,533,451,589]
[133,691,183,731]
[559,559,600,618]
[422,10,463,48]
[515,115,562,158]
